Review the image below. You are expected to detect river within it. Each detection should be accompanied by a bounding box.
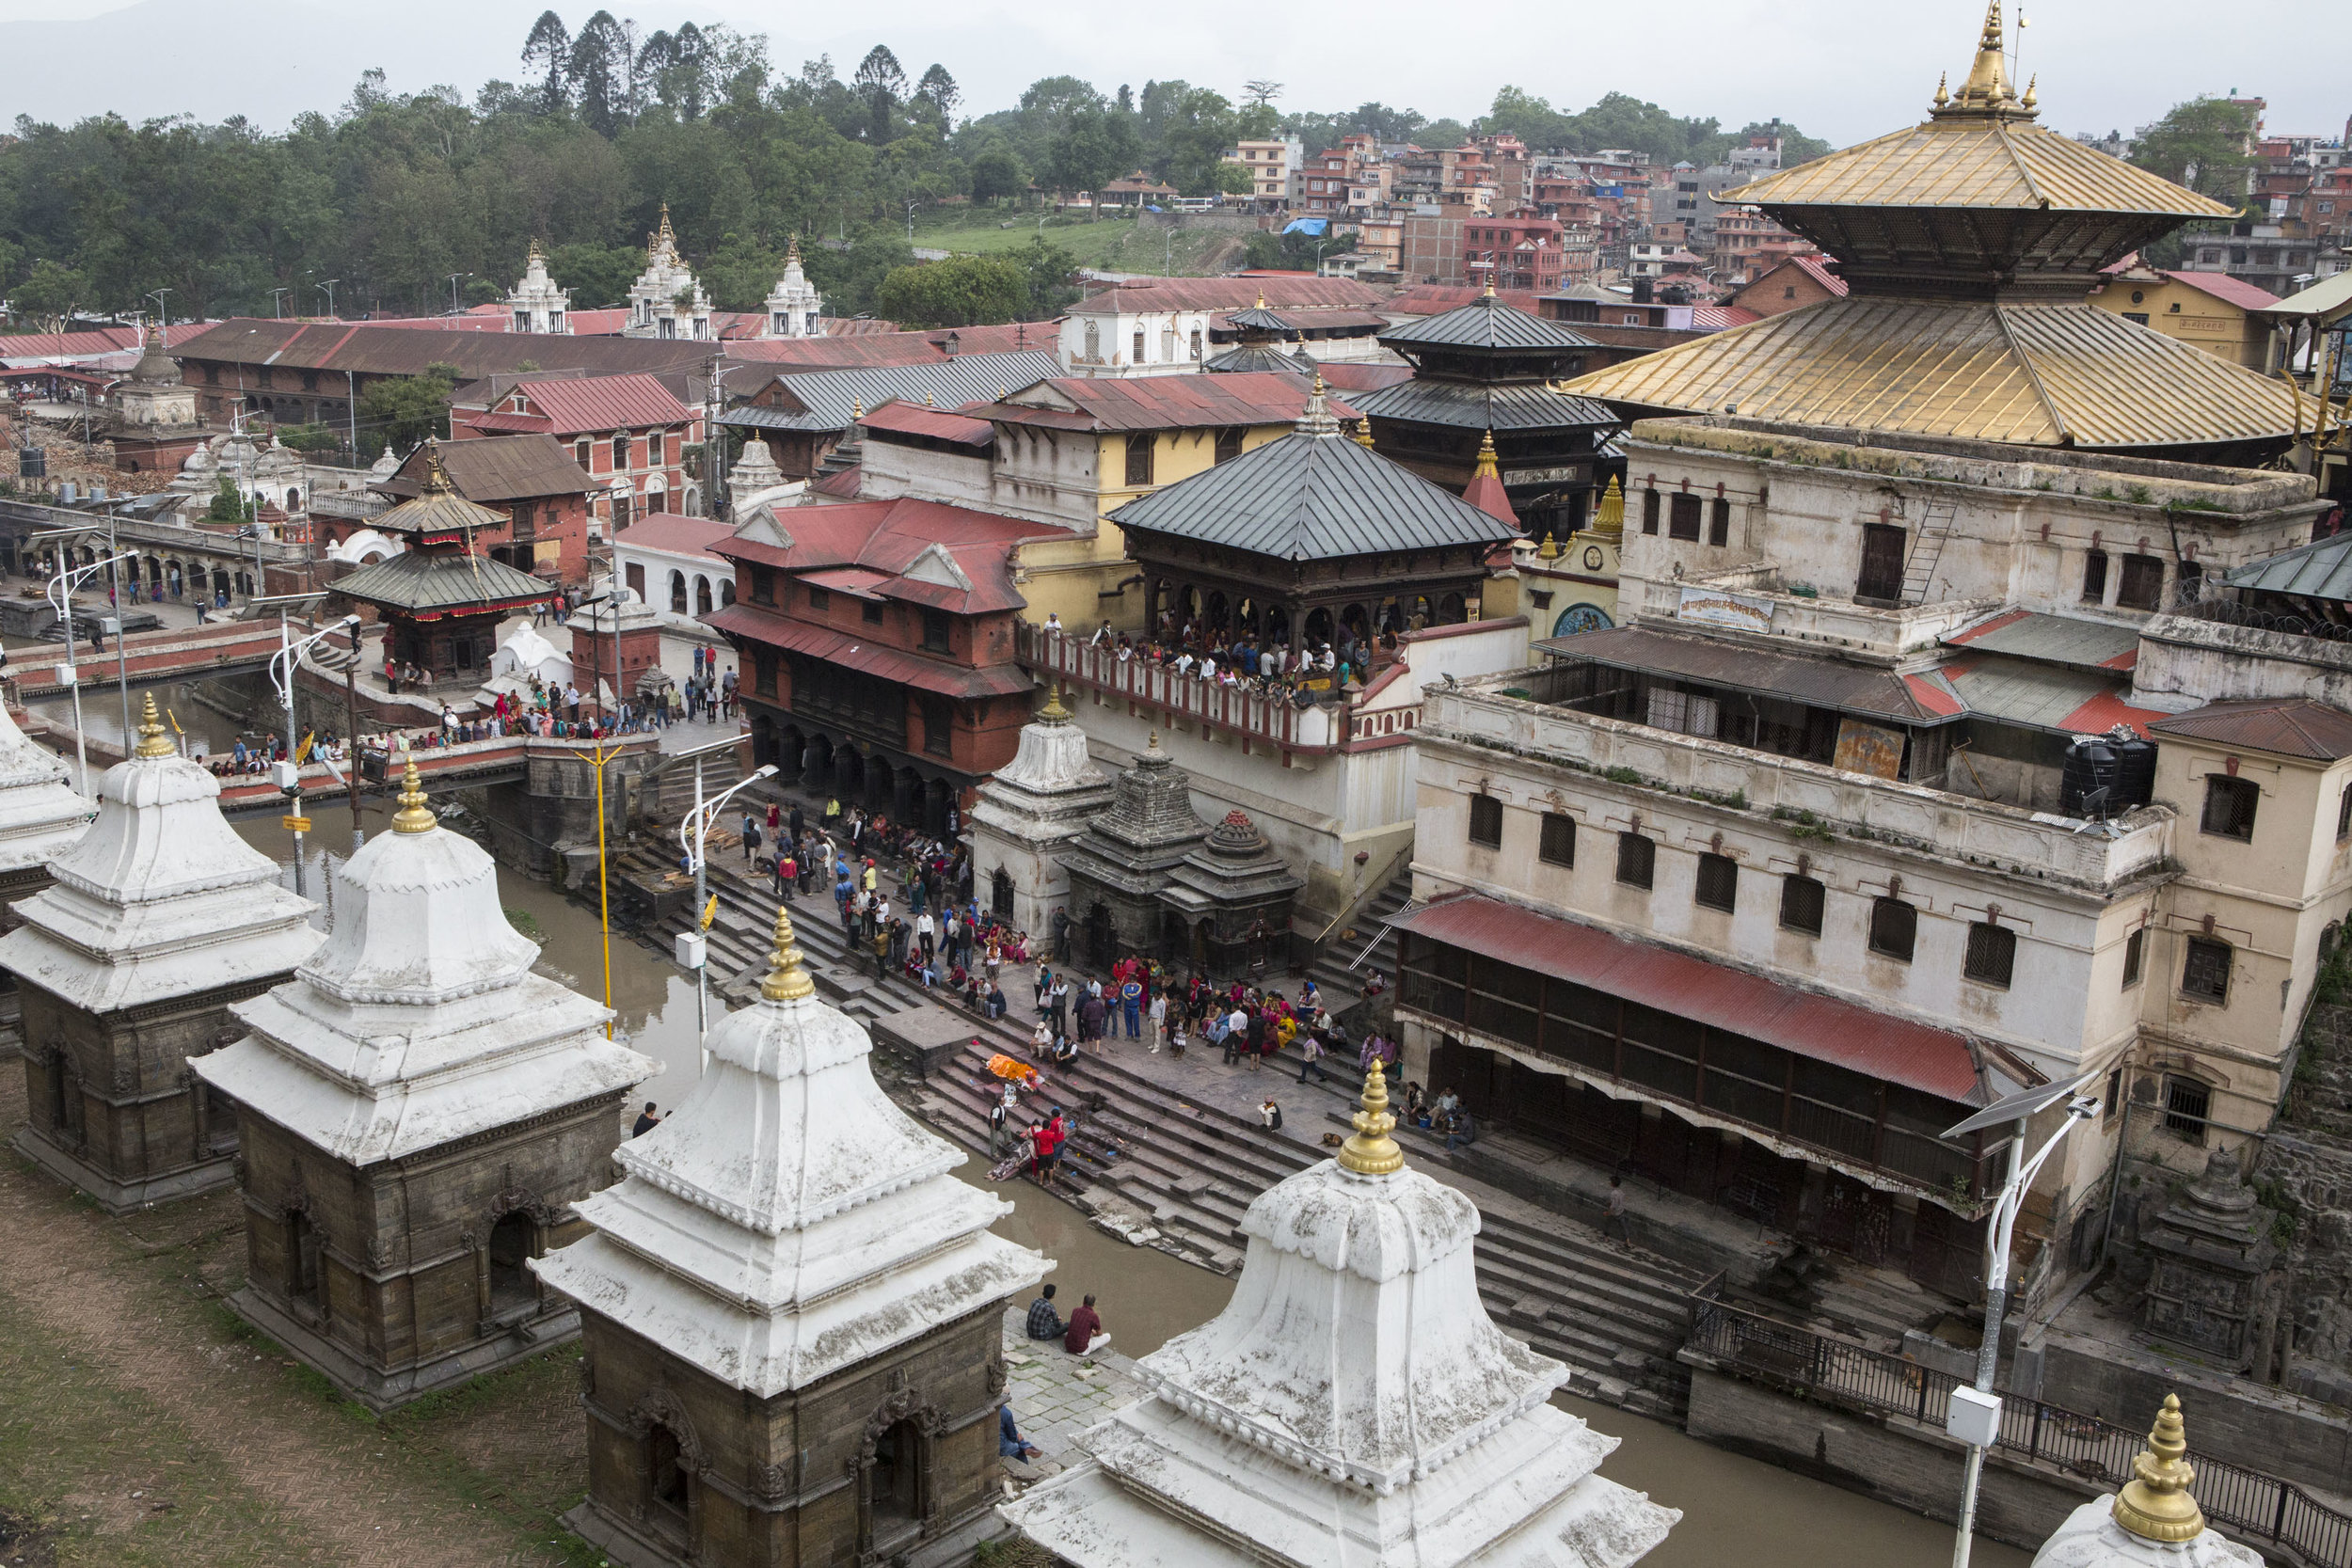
[230,805,2031,1567]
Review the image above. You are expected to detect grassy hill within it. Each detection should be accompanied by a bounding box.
[914,212,1246,276]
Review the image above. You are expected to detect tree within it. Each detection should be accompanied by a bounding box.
[358,366,456,458]
[1241,80,1282,108]
[1212,162,1255,197]
[1011,233,1078,316]
[7,259,87,330]
[568,11,631,135]
[969,143,1025,205]
[2133,98,2262,207]
[874,253,1026,327]
[1050,106,1136,209]
[206,477,252,524]
[802,230,915,318]
[852,45,907,144]
[914,64,961,126]
[520,10,571,114]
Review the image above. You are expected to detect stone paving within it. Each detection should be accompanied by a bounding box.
[995,1304,1149,1486]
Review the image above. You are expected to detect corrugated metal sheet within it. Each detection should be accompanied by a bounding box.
[717,351,1061,433]
[376,435,592,503]
[719,320,1054,366]
[1106,423,1521,562]
[2148,700,2352,761]
[1381,294,1598,352]
[2266,271,2352,322]
[172,319,715,380]
[1535,626,1968,725]
[1391,894,1987,1103]
[975,372,1357,433]
[710,496,1071,614]
[519,372,696,436]
[1944,610,2140,671]
[703,601,1034,699]
[1204,344,1314,375]
[335,549,550,615]
[1351,377,1618,433]
[1313,362,1415,393]
[2222,531,2352,599]
[859,402,995,446]
[1561,296,2296,450]
[1721,118,2237,217]
[1068,277,1385,314]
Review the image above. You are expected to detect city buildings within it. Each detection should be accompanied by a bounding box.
[2088,261,2279,368]
[453,372,702,527]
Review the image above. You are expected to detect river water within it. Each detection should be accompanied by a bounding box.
[230,805,2031,1567]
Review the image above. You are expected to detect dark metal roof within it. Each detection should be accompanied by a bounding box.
[171,318,715,380]
[1203,344,1313,375]
[1223,306,1296,335]
[2148,699,2352,761]
[1391,893,1990,1104]
[973,372,1356,433]
[334,550,550,615]
[375,435,593,503]
[1380,293,1598,352]
[2222,531,2352,600]
[1942,610,2140,672]
[1107,411,1520,562]
[718,351,1060,434]
[1351,377,1619,433]
[1534,626,1967,725]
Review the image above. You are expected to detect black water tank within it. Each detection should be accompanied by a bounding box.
[2111,735,2157,811]
[15,447,43,479]
[2061,736,2120,819]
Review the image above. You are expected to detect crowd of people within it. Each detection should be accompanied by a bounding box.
[1043,610,1406,701]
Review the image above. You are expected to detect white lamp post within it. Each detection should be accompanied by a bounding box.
[1940,1072,2102,1568]
[265,606,363,898]
[675,749,779,1067]
[40,544,140,796]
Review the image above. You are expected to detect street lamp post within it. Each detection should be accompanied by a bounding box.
[676,752,779,1055]
[37,540,138,795]
[1938,1075,2102,1568]
[265,607,363,898]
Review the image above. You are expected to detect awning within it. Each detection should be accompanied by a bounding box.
[705,601,1033,700]
[1391,893,1998,1104]
[1534,626,1966,727]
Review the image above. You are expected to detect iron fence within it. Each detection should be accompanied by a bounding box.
[1688,1285,2352,1568]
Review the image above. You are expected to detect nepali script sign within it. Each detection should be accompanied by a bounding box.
[1675,585,1774,634]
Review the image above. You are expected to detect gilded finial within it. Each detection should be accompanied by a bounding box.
[1933,71,1949,108]
[1338,1057,1405,1175]
[1038,680,1072,722]
[1591,476,1626,539]
[1473,429,1501,480]
[1354,420,1375,448]
[851,400,864,420]
[2112,1395,2206,1542]
[1538,529,1561,561]
[1256,289,1266,309]
[1484,277,1496,298]
[924,391,934,407]
[390,758,437,834]
[421,438,455,496]
[787,231,802,263]
[134,692,174,758]
[2022,73,2038,111]
[1311,370,1327,398]
[761,904,816,1001]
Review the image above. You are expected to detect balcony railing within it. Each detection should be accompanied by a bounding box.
[1018,624,1343,753]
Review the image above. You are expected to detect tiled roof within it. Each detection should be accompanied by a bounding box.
[717,351,1061,434]
[1107,403,1520,562]
[1721,116,2237,218]
[719,320,1057,367]
[2223,531,2352,599]
[1381,293,1597,352]
[1561,296,2296,450]
[376,435,593,503]
[1787,255,1850,296]
[1350,378,1617,433]
[973,372,1355,433]
[2149,699,2352,761]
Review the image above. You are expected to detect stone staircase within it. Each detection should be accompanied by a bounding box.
[601,846,1705,1418]
[1301,863,1414,1011]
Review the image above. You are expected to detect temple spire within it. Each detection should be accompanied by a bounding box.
[1936,0,2031,118]
[2112,1394,2206,1542]
[1337,1058,1405,1175]
[134,693,175,759]
[391,758,437,834]
[1294,372,1342,438]
[760,905,815,1002]
[1590,475,1626,540]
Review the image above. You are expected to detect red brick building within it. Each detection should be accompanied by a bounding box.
[452,372,701,530]
[1727,254,1849,320]
[707,499,1075,833]
[1464,214,1565,293]
[369,435,596,582]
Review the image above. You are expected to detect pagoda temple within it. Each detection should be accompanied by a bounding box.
[335,441,554,690]
[1563,4,2297,460]
[1352,291,1619,540]
[1204,300,1312,375]
[532,908,1045,1568]
[1001,1062,1679,1567]
[1,697,318,1212]
[194,763,658,1408]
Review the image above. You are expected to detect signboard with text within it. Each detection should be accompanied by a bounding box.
[1674,585,1774,634]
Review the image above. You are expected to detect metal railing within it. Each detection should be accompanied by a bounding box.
[1688,1284,2352,1568]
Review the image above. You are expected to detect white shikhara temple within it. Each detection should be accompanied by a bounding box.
[1000,1063,1681,1568]
[762,235,825,340]
[625,204,714,341]
[969,681,1114,940]
[0,694,97,910]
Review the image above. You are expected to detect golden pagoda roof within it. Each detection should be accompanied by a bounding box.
[375,440,511,539]
[1562,296,2296,451]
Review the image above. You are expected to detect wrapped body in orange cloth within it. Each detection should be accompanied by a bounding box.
[986,1053,1041,1086]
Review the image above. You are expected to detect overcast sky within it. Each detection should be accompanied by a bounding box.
[0,0,2342,149]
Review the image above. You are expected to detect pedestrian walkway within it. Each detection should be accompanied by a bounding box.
[997,1304,1146,1485]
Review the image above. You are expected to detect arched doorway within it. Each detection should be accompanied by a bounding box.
[992,867,1014,920]
[669,570,688,614]
[750,713,776,768]
[486,1212,536,1316]
[1085,901,1115,968]
[694,575,713,616]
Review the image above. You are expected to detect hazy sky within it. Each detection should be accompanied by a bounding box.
[0,0,2342,148]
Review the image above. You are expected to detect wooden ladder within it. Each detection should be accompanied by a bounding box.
[1899,499,1961,605]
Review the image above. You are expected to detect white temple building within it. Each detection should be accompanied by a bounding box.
[970,682,1114,937]
[999,1062,1680,1568]
[1,697,319,1209]
[533,908,1047,1566]
[624,205,713,341]
[0,695,97,920]
[507,240,574,335]
[762,236,825,340]
[2030,1396,2262,1567]
[194,763,659,1407]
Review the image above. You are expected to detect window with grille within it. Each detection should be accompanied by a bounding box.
[1868,896,1915,960]
[2116,553,2165,610]
[862,599,884,624]
[1964,922,2015,988]
[1668,494,1702,541]
[807,585,830,611]
[1616,832,1654,889]
[1469,794,1502,847]
[751,565,774,605]
[2164,1075,2212,1143]
[576,437,592,469]
[1694,852,1738,911]
[612,434,631,470]
[1645,687,1720,736]
[1125,435,1154,486]
[1779,875,1824,935]
[2182,937,2232,1003]
[1215,426,1243,464]
[2200,776,2259,841]
[1642,490,1661,534]
[1538,813,1575,866]
[2337,784,2350,841]
[2122,927,2145,987]
[1708,497,1731,546]
[2081,549,2108,603]
[921,609,952,652]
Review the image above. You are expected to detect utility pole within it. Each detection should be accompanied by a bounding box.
[318,278,339,320]
[342,620,366,849]
[705,351,727,520]
[448,274,472,317]
[269,287,290,319]
[906,199,919,244]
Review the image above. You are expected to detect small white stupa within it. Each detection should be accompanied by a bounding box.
[0,695,319,1210]
[970,681,1112,938]
[507,239,573,334]
[489,622,573,688]
[1001,1061,1680,1568]
[761,233,825,339]
[2031,1396,2263,1567]
[0,693,97,909]
[623,204,712,341]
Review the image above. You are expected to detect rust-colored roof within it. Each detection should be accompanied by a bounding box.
[2148,700,2352,761]
[712,496,1072,614]
[2161,270,2282,312]
[1561,296,2296,450]
[1391,893,1989,1103]
[612,515,736,561]
[1386,284,1547,317]
[1312,361,1415,393]
[721,320,1057,368]
[376,434,592,504]
[858,401,995,447]
[171,319,716,380]
[509,372,695,436]
[1069,277,1386,314]
[705,601,1034,700]
[976,372,1355,433]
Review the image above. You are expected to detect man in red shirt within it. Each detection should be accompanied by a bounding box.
[1063,1292,1107,1356]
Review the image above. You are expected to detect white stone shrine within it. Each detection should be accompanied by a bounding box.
[1000,1061,1680,1568]
[2030,1396,2262,1567]
[969,682,1113,940]
[761,235,824,339]
[624,204,713,341]
[508,239,574,334]
[0,693,97,922]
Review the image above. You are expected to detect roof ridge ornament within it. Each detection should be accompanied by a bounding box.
[1473,428,1501,479]
[1294,372,1342,439]
[420,438,456,497]
[1037,680,1073,723]
[1935,0,2032,119]
[760,904,816,1002]
[134,692,175,759]
[1590,475,1626,539]
[1338,1057,1405,1175]
[390,758,437,834]
[2112,1394,2206,1542]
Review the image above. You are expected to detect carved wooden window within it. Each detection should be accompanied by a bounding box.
[1668,493,1702,542]
[2116,552,2164,611]
[1468,793,1502,847]
[2201,776,2258,841]
[2182,937,2232,1004]
[1963,921,2015,988]
[1779,875,1824,936]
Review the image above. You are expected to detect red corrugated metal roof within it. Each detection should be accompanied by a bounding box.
[704,601,1034,699]
[721,320,1056,368]
[515,372,694,436]
[713,495,1072,613]
[2167,269,2281,312]
[2056,689,2169,739]
[612,515,736,561]
[1392,893,1986,1103]
[1387,283,1547,317]
[2147,698,2352,760]
[977,372,1356,432]
[1072,277,1384,313]
[1788,256,1849,296]
[1900,672,1967,719]
[1687,305,1761,330]
[461,409,555,434]
[860,401,994,446]
[1312,362,1415,392]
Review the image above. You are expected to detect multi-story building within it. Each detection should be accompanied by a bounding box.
[1297,148,1356,214]
[1725,254,1847,319]
[453,372,701,528]
[1054,276,1384,378]
[2181,223,2328,301]
[2088,260,2279,368]
[1223,139,1297,206]
[366,435,596,582]
[1464,214,1566,293]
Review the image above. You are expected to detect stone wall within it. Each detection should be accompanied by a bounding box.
[2254,1001,2352,1403]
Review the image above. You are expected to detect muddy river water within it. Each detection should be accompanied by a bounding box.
[232,806,2029,1567]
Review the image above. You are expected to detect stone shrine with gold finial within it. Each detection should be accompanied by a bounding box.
[969,680,1116,939]
[624,202,713,341]
[0,695,320,1212]
[2031,1395,2261,1565]
[193,760,658,1409]
[760,233,825,340]
[0,680,99,955]
[532,906,1047,1568]
[1002,1058,1680,1567]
